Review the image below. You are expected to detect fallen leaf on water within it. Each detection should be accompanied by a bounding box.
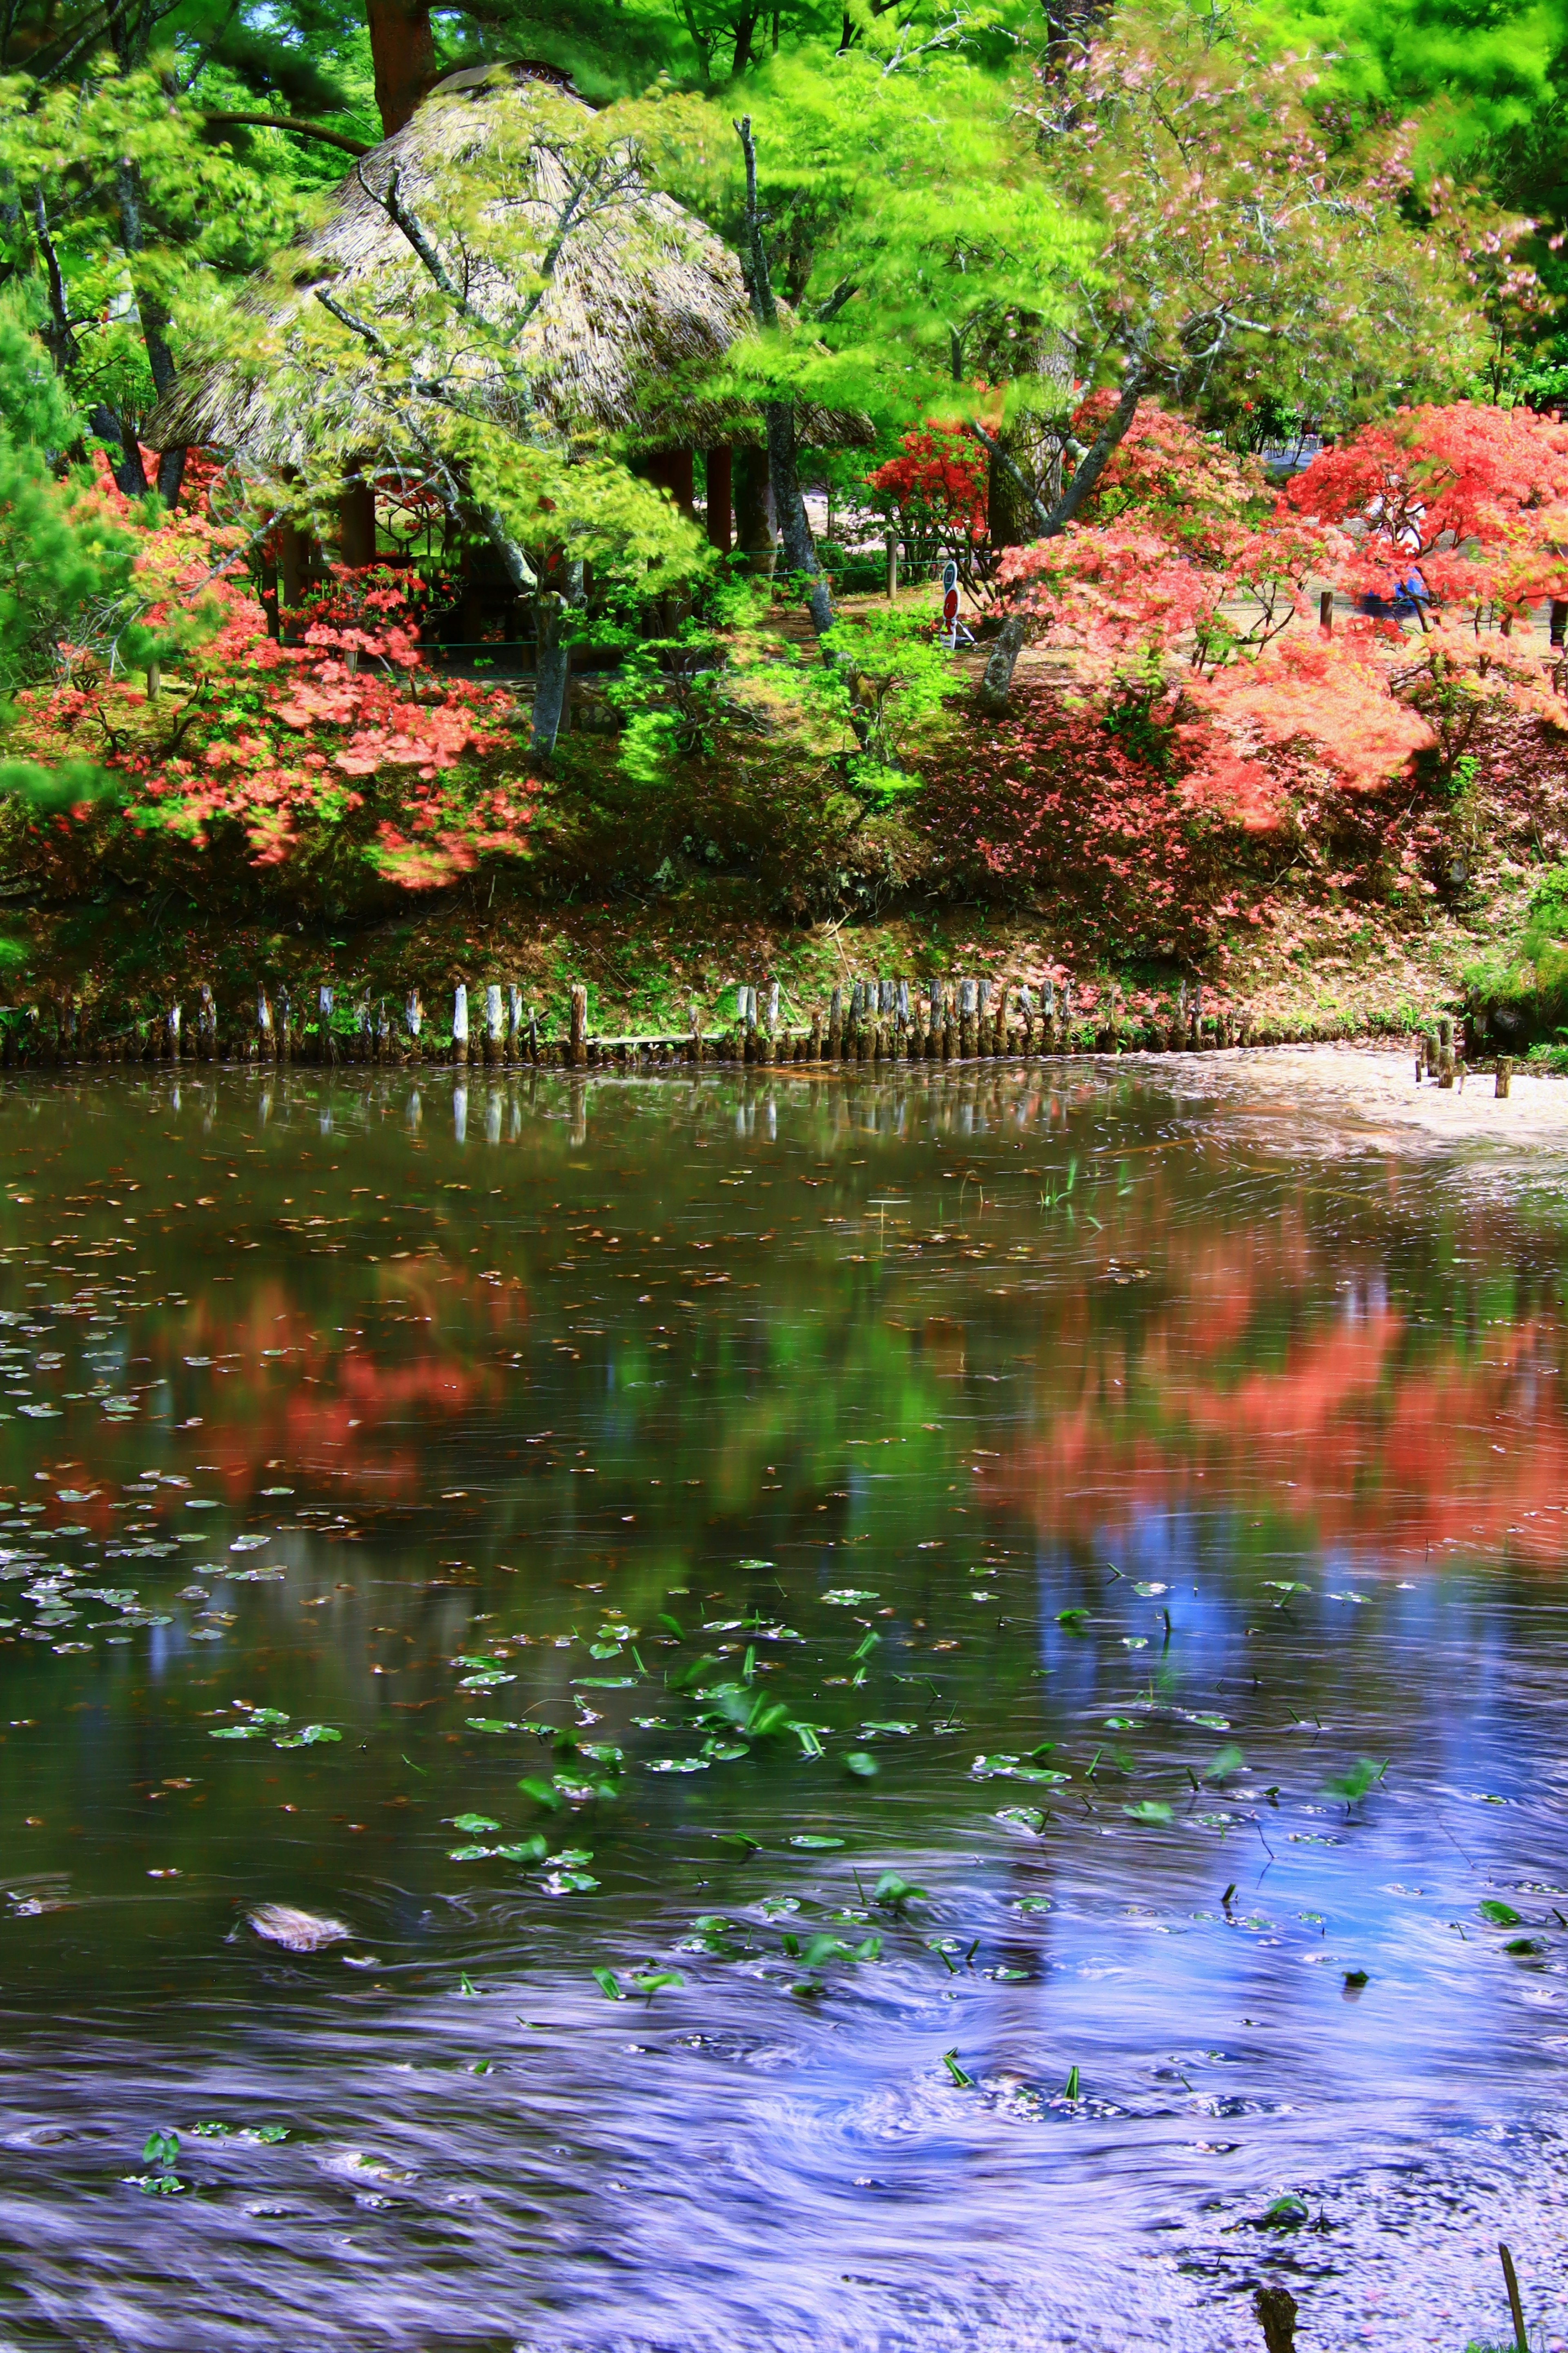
[248,1903,351,1952]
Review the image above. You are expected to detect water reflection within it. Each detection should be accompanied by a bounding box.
[0,1063,1561,2350]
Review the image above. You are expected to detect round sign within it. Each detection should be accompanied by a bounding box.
[942,587,960,626]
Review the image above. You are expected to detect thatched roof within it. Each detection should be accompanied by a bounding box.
[150,63,862,463]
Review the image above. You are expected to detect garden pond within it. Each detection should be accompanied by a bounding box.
[0,1056,1563,2352]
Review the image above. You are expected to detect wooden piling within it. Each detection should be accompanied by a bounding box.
[318,984,336,1064]
[452,983,470,1065]
[256,985,275,1061]
[404,988,423,1059]
[569,981,588,1068]
[1436,1013,1456,1088]
[1496,1055,1513,1098]
[277,986,292,1061]
[828,985,842,1060]
[507,984,523,1061]
[484,983,504,1066]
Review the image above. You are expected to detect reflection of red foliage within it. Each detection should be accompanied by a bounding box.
[982,1198,1568,1567]
[128,1260,529,1502]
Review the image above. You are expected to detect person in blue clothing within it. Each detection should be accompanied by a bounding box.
[1357,567,1430,621]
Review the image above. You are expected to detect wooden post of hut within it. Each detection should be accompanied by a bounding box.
[706,448,733,553]
[646,449,696,519]
[339,465,376,568]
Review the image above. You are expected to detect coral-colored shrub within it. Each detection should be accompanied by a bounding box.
[10,477,530,894]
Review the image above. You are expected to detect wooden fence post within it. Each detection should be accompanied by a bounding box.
[404,988,423,1060]
[570,982,588,1068]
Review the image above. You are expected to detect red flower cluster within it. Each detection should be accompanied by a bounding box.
[866,425,989,544]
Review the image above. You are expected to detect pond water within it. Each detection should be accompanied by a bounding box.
[0,1058,1565,2353]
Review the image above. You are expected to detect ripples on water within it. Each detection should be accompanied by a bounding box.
[0,1059,1563,2351]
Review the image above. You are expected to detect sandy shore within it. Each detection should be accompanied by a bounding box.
[1166,1041,1568,1147]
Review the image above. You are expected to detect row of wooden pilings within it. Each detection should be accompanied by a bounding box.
[0,973,1417,1069]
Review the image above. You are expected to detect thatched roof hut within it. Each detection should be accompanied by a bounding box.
[149,62,851,472]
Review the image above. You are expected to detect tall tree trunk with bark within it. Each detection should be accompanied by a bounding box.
[532,559,584,758]
[733,115,834,642]
[367,0,438,138]
[115,156,187,505]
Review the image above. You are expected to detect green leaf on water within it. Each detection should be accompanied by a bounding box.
[1479,1899,1523,1927]
[518,1777,563,1809]
[1323,1757,1387,1804]
[1205,1745,1245,1782]
[142,2130,179,2170]
[452,1814,501,1834]
[995,1807,1047,1833]
[788,1834,845,1849]
[1056,1608,1089,1628]
[942,2048,974,2087]
[274,1725,341,1748]
[209,1726,262,1740]
[593,1966,622,2001]
[844,1751,878,1778]
[1123,1800,1174,1823]
[629,1969,682,2000]
[465,1719,520,1733]
[873,1872,927,1912]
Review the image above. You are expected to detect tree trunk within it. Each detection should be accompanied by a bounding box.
[734,114,833,640]
[366,0,438,138]
[116,158,187,508]
[734,446,775,573]
[532,560,584,758]
[766,401,832,636]
[89,405,149,497]
[976,362,1148,713]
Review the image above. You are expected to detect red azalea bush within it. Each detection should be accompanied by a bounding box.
[987,400,1568,841]
[866,424,989,559]
[917,684,1226,956]
[9,468,530,898]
